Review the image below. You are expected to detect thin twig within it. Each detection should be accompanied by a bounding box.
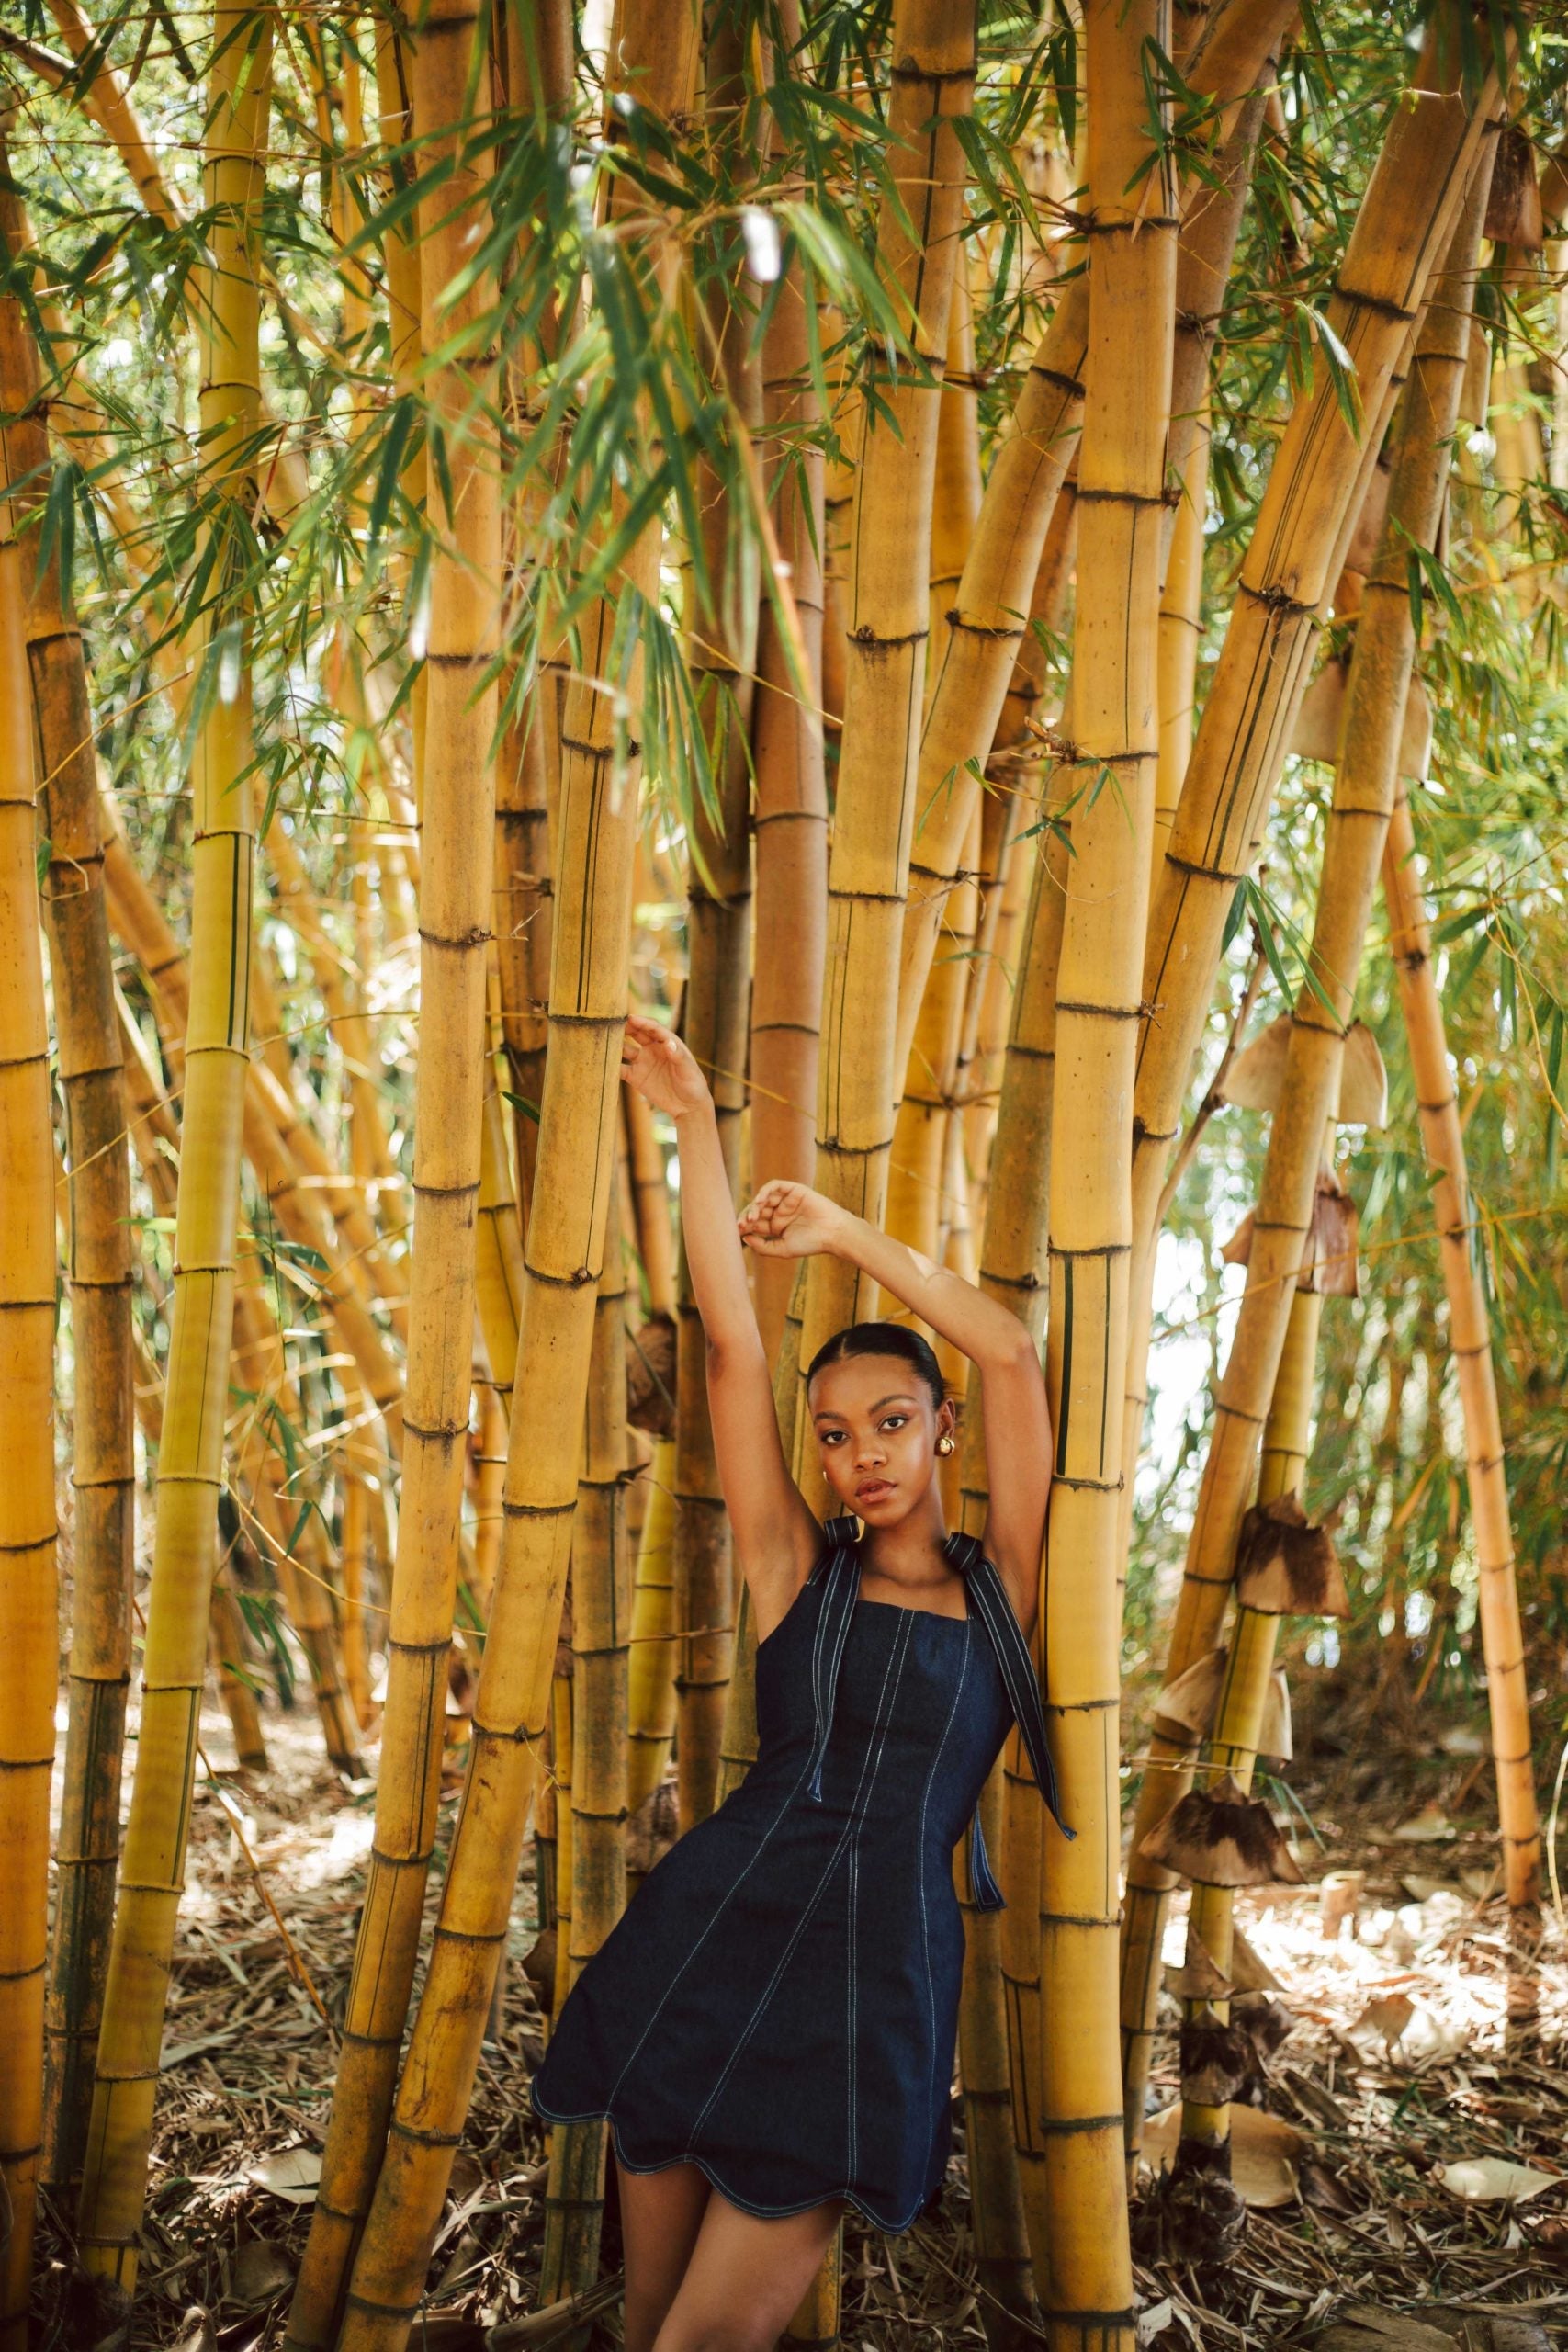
[196,1745,333,2025]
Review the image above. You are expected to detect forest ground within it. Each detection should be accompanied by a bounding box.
[35,1659,1568,2352]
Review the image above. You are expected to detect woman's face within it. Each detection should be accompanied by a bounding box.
[807,1354,954,1526]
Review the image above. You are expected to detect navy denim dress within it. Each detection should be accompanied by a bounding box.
[528,1516,1068,2233]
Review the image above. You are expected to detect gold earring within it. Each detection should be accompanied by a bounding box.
[937,1434,955,1456]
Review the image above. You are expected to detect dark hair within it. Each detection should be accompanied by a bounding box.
[804,1321,946,1413]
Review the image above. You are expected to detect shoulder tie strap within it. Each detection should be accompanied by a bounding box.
[942,1530,1075,1913]
[804,1516,860,1804]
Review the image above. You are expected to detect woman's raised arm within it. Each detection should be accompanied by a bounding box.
[620,1017,821,1607]
[739,1182,1051,1627]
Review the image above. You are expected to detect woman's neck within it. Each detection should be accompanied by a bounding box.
[857,1497,955,1593]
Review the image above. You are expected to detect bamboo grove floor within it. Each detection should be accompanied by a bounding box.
[33,1672,1568,2352]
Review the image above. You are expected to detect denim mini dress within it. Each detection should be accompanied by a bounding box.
[528,1515,1069,2233]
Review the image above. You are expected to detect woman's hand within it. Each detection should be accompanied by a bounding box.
[621,1012,711,1118]
[738,1180,850,1261]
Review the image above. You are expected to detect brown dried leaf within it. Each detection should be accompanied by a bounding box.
[228,2238,295,2307]
[1435,2156,1562,2204]
[1141,2103,1304,2209]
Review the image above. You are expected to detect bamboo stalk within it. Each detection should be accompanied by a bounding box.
[1118,64,1279,1574]
[1172,1280,1322,2182]
[0,162,136,2198]
[492,4,572,1230]
[1036,5,1176,2338]
[282,0,502,2326]
[626,1439,677,1819]
[118,1001,272,1780]
[341,1474,377,1731]
[536,1245,633,2309]
[796,0,977,1487]
[230,1255,367,1776]
[100,791,410,1357]
[1119,130,1500,2157]
[17,0,307,520]
[893,0,1299,1080]
[210,1573,269,1774]
[0,305,60,2352]
[887,806,980,1271]
[671,59,755,1820]
[477,1044,525,1414]
[749,0,828,1366]
[264,819,403,1215]
[929,259,983,660]
[964,490,1077,1220]
[623,1087,676,1319]
[331,10,699,2337]
[1382,813,1542,1900]
[951,804,1071,2278]
[1126,17,1506,1342]
[74,3,273,2296]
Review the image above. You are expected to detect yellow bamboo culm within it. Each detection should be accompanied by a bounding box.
[492,0,572,1232]
[892,0,1300,1082]
[1118,15,1507,2156]
[951,820,1056,2331]
[341,1475,376,1731]
[1382,809,1542,1901]
[749,0,828,1366]
[265,819,402,1212]
[74,1,273,2300]
[1173,1280,1323,2178]
[1127,16,1506,1316]
[536,1242,633,2307]
[0,158,137,2195]
[1117,51,1282,1588]
[477,1044,525,1413]
[283,0,502,2330]
[1039,3,1175,2343]
[331,9,701,2337]
[672,180,754,1820]
[0,308,61,2352]
[796,0,976,1461]
[626,1440,678,1819]
[942,539,1077,2308]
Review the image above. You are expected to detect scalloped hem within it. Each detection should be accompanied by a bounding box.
[528,2078,941,2236]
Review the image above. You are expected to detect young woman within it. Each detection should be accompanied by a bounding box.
[529,1013,1068,2352]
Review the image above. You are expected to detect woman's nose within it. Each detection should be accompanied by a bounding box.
[854,1433,886,1465]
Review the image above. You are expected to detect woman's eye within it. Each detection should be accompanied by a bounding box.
[881,1416,907,1432]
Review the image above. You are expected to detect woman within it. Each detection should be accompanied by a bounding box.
[529,1012,1068,2352]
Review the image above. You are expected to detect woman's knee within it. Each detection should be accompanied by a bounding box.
[650,2323,778,2352]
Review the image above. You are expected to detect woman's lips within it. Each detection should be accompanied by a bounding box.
[855,1480,894,1503]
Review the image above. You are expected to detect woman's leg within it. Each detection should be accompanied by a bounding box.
[651,2187,846,2352]
[616,2155,713,2352]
